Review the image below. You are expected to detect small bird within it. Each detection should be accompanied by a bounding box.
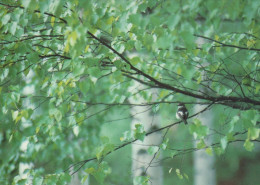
[176,103,189,125]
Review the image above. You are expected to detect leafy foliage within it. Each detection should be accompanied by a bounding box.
[0,0,259,184]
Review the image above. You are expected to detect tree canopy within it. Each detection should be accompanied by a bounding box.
[0,0,260,184]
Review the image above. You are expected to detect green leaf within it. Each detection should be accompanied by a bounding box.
[241,110,257,128]
[176,168,183,179]
[255,84,260,94]
[196,139,206,149]
[242,76,251,86]
[128,14,142,26]
[12,110,19,121]
[51,17,55,27]
[134,124,146,141]
[189,119,209,139]
[134,40,142,51]
[49,108,62,122]
[114,60,124,69]
[21,0,31,9]
[79,80,90,95]
[85,162,111,184]
[133,176,149,185]
[87,67,101,78]
[20,109,30,119]
[167,14,180,30]
[143,34,154,50]
[39,1,48,13]
[227,133,235,141]
[248,127,260,140]
[120,130,132,142]
[11,92,20,103]
[57,173,71,184]
[9,22,17,35]
[244,139,254,151]
[197,73,202,84]
[180,30,195,49]
[125,40,135,50]
[33,177,43,185]
[54,110,62,122]
[184,173,189,180]
[225,89,233,96]
[26,52,40,62]
[14,178,27,185]
[157,35,172,49]
[81,174,89,184]
[205,147,213,156]
[113,43,125,53]
[220,136,228,150]
[228,115,239,133]
[9,134,13,142]
[73,64,85,76]
[70,31,78,46]
[43,174,58,185]
[96,138,115,160]
[131,57,141,65]
[160,138,169,150]
[170,151,177,158]
[85,167,95,174]
[2,14,11,24]
[147,146,159,155]
[35,127,40,134]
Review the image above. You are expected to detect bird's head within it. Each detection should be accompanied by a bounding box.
[178,103,185,107]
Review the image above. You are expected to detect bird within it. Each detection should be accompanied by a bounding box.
[176,103,189,125]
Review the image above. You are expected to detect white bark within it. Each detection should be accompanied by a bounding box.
[129,82,163,185]
[193,37,216,185]
[193,105,216,185]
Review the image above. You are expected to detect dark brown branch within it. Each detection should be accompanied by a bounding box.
[145,127,170,174]
[194,34,260,52]
[87,31,260,106]
[0,35,63,45]
[0,2,67,24]
[154,139,260,166]
[65,103,213,174]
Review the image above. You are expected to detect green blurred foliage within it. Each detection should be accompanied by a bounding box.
[0,0,259,184]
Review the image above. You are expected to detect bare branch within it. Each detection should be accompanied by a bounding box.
[87,31,260,106]
[194,34,260,52]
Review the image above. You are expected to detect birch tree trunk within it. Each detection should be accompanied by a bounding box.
[193,105,216,185]
[129,82,163,185]
[193,37,216,185]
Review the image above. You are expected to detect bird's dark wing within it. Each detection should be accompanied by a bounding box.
[179,107,189,120]
[177,112,188,125]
